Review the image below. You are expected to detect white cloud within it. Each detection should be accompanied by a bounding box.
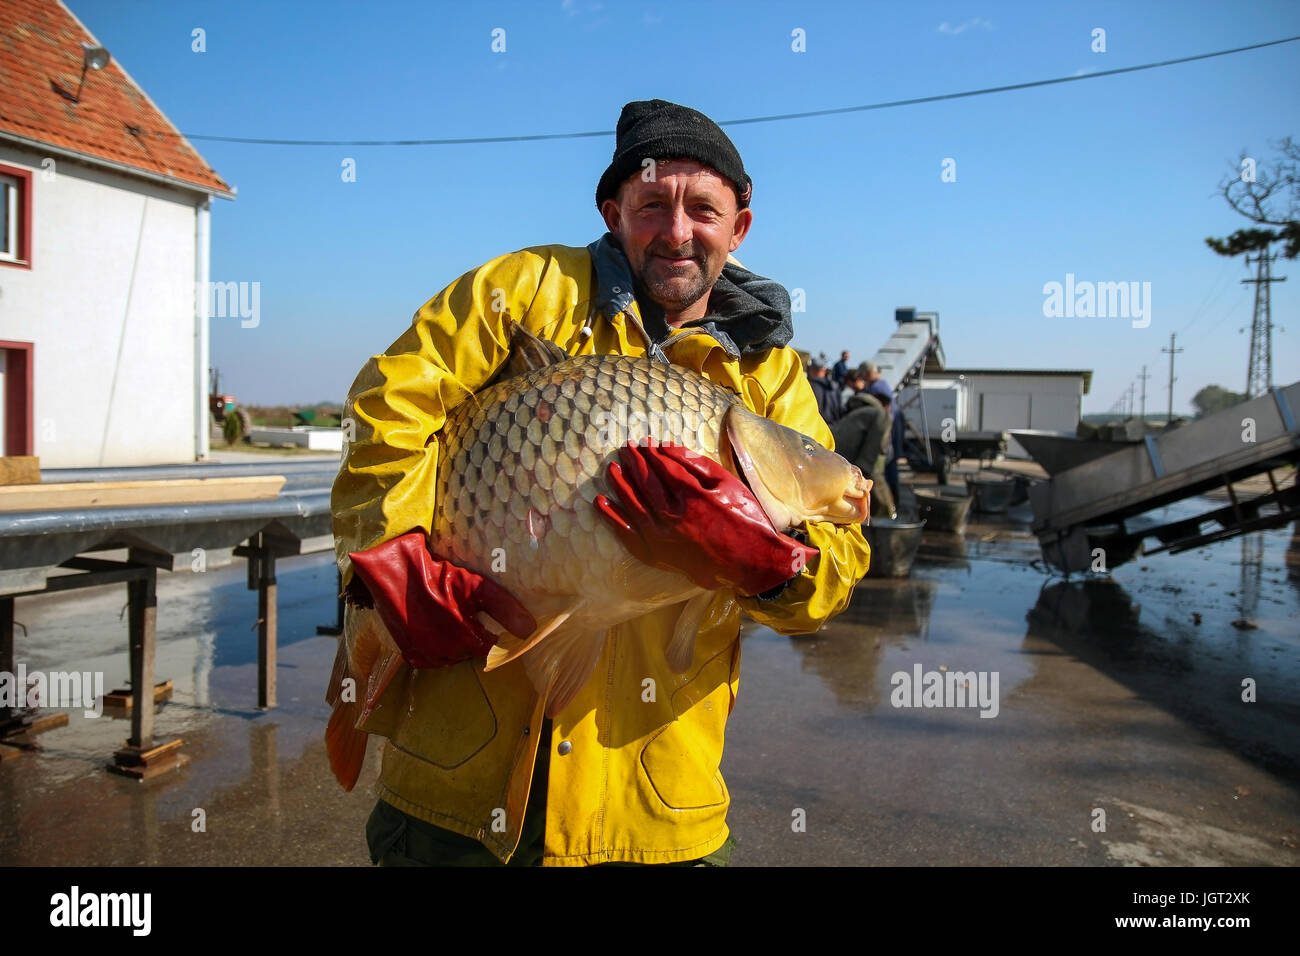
[562,0,604,14]
[938,18,993,36]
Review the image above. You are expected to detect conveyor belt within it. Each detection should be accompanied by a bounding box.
[1029,382,1300,572]
[869,313,944,392]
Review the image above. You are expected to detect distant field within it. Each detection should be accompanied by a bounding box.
[245,403,343,428]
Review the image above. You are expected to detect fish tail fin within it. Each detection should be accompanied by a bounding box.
[326,696,369,792]
[324,607,404,792]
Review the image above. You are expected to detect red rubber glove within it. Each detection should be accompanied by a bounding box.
[348,532,536,669]
[595,439,818,597]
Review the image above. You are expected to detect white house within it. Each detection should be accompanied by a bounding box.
[0,0,233,468]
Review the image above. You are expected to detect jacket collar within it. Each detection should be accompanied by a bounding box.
[587,233,794,359]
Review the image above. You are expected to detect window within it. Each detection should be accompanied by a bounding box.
[0,164,32,268]
[0,174,16,259]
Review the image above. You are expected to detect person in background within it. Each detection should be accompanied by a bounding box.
[831,350,850,389]
[882,400,905,508]
[865,374,900,509]
[832,369,897,519]
[807,358,843,425]
[862,361,892,404]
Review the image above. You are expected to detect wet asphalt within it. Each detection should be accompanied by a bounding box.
[1,477,1296,866]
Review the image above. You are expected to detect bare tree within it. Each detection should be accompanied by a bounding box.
[1205,137,1300,259]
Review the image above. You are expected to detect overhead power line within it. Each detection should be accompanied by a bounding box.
[183,34,1300,147]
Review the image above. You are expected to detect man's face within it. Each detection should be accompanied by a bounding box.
[600,159,753,318]
[841,352,850,361]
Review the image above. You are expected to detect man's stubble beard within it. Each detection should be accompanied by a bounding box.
[634,242,718,315]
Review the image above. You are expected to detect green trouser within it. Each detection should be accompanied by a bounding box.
[365,720,735,867]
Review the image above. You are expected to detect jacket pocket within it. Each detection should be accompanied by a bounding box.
[390,662,498,769]
[639,644,733,810]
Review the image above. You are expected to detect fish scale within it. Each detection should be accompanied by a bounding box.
[433,352,736,603]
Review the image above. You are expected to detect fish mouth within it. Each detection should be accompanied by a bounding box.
[844,469,872,524]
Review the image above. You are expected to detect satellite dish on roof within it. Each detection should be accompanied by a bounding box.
[69,42,112,103]
[81,42,111,71]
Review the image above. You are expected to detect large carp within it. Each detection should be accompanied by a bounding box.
[327,321,870,788]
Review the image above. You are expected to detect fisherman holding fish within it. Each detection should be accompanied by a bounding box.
[330,99,872,866]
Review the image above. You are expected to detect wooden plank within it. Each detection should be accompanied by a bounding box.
[113,737,184,766]
[0,475,285,512]
[108,751,189,780]
[102,680,173,717]
[0,457,40,485]
[109,737,188,780]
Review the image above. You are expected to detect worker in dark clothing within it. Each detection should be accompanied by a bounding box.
[831,350,850,389]
[831,370,896,518]
[807,359,843,425]
[866,379,902,508]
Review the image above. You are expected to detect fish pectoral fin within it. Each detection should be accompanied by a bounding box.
[483,600,586,672]
[362,648,405,724]
[526,630,607,719]
[666,591,714,673]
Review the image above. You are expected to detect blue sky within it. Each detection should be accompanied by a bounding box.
[69,0,1300,414]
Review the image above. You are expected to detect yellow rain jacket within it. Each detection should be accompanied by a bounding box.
[332,242,871,866]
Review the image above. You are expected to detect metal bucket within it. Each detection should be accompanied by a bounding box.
[969,478,1016,514]
[913,487,972,534]
[863,518,927,577]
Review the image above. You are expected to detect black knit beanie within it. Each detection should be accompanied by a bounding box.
[595,99,752,209]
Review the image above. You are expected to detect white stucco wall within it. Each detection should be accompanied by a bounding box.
[0,142,202,467]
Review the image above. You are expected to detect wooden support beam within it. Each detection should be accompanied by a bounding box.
[256,535,277,709]
[126,569,157,748]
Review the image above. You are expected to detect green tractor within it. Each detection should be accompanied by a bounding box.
[209,368,252,446]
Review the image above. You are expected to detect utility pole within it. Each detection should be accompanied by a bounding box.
[1138,365,1150,423]
[1161,333,1183,423]
[1127,382,1136,418]
[1241,253,1286,398]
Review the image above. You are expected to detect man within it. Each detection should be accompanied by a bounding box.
[864,370,901,507]
[831,350,851,389]
[807,358,843,425]
[862,360,892,404]
[331,99,871,867]
[832,368,897,519]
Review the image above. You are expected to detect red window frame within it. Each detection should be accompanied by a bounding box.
[0,162,33,270]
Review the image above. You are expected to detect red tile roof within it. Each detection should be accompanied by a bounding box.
[0,0,232,196]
